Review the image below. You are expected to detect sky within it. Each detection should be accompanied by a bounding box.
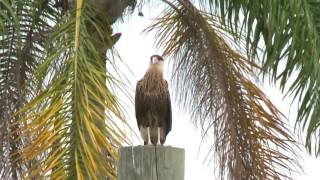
[113,4,320,180]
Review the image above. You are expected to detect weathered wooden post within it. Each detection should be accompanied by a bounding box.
[118,146,185,180]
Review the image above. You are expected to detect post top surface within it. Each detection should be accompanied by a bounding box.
[120,145,185,152]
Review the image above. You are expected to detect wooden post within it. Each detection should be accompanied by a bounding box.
[117,145,185,180]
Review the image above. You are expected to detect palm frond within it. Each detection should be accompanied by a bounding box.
[147,0,300,179]
[0,0,59,179]
[203,0,320,155]
[13,1,133,179]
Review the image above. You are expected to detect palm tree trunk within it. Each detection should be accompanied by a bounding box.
[76,1,132,178]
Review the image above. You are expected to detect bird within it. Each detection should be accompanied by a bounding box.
[135,55,172,145]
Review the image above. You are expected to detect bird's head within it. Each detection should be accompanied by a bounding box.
[149,55,164,73]
[150,54,164,65]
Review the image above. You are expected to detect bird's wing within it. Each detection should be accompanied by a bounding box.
[135,80,145,129]
[165,80,172,134]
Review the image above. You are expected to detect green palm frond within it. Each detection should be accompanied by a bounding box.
[203,0,320,155]
[12,1,133,179]
[147,0,300,179]
[0,0,59,179]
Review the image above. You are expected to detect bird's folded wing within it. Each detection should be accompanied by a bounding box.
[135,80,145,129]
[165,80,172,134]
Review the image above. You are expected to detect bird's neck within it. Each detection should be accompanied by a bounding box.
[141,64,167,93]
[150,63,164,74]
[145,64,164,78]
[142,65,164,91]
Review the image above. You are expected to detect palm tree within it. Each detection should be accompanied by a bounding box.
[1,0,135,179]
[0,0,319,179]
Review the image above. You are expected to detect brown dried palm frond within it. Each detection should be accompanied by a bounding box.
[202,0,320,156]
[147,0,300,179]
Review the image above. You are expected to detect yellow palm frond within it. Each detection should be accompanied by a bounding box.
[13,1,132,179]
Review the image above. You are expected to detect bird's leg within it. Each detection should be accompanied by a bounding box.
[157,127,161,145]
[147,127,152,145]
